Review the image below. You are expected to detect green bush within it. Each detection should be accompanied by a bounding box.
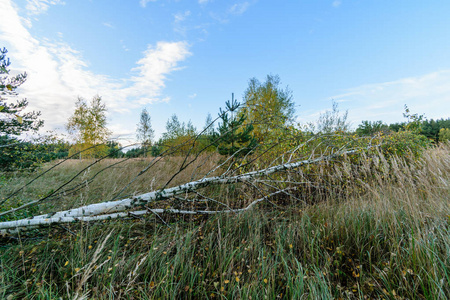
[378,130,431,158]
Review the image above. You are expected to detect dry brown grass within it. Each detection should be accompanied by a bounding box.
[0,153,223,216]
[0,144,449,299]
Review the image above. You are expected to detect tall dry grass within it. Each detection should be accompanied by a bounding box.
[0,144,449,299]
[0,154,222,218]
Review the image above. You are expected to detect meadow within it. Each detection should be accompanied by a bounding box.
[0,138,449,299]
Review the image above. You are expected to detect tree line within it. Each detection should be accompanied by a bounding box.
[1,46,450,172]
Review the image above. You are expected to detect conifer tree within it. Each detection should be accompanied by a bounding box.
[0,47,43,136]
[216,93,256,156]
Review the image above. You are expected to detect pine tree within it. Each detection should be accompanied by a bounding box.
[216,93,256,156]
[0,47,43,136]
[0,48,44,171]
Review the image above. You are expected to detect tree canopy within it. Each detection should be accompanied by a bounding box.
[216,94,256,156]
[313,100,349,134]
[136,108,155,146]
[0,47,43,136]
[241,74,295,142]
[66,95,111,158]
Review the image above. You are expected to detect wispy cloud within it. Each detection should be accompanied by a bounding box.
[25,0,65,15]
[0,0,191,135]
[173,10,191,35]
[297,71,450,126]
[174,10,191,23]
[139,0,157,8]
[102,22,114,29]
[198,0,209,4]
[229,2,250,15]
[332,1,342,8]
[331,71,450,125]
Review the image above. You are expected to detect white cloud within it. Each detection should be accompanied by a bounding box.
[188,93,197,99]
[25,0,64,15]
[229,2,250,15]
[139,0,157,8]
[102,22,114,29]
[128,41,191,105]
[332,1,342,8]
[0,0,191,136]
[331,71,450,125]
[198,0,209,4]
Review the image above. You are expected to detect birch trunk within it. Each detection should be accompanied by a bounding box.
[0,149,357,234]
[1,189,289,234]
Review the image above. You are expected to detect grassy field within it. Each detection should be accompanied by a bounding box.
[0,144,449,299]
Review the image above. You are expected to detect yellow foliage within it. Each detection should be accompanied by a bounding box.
[68,143,109,159]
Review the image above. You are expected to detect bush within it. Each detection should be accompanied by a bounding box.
[378,130,431,158]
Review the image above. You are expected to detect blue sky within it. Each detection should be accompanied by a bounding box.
[1,0,450,142]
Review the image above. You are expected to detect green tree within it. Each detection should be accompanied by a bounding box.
[388,122,405,132]
[356,120,388,136]
[162,114,182,141]
[106,141,124,158]
[0,135,69,171]
[420,118,450,142]
[203,113,215,136]
[0,47,46,171]
[403,105,424,133]
[197,112,217,153]
[185,120,197,136]
[216,94,256,156]
[161,114,197,140]
[439,128,450,142]
[0,47,43,136]
[66,95,111,158]
[312,100,349,133]
[241,74,295,142]
[160,114,198,156]
[136,108,154,156]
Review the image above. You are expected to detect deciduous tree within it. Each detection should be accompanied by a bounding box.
[160,114,198,156]
[66,95,111,158]
[136,108,154,156]
[439,128,450,142]
[241,74,295,142]
[313,100,349,133]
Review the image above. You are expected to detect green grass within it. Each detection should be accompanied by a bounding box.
[1,145,449,299]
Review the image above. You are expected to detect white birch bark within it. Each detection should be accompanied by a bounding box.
[0,149,357,234]
[1,189,290,234]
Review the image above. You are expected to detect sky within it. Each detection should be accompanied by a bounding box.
[1,0,450,143]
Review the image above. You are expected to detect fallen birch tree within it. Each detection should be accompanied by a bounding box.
[0,148,358,234]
